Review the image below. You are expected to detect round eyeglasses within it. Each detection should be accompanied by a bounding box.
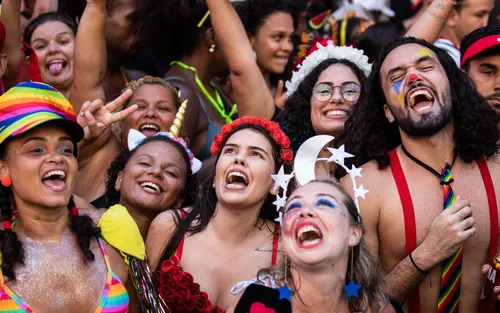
[312,82,361,103]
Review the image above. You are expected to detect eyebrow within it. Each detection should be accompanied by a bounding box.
[135,154,184,169]
[32,31,72,42]
[386,56,435,79]
[24,136,72,144]
[316,193,338,201]
[479,63,498,71]
[316,81,359,86]
[224,143,270,156]
[287,195,304,203]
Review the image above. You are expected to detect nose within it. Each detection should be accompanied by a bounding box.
[47,41,60,54]
[144,106,157,118]
[147,164,163,179]
[329,87,344,104]
[233,155,246,167]
[494,75,500,92]
[282,38,293,54]
[47,150,64,164]
[299,206,317,219]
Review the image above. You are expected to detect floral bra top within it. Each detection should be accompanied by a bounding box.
[157,223,280,313]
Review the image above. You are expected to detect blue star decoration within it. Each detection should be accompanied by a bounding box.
[277,284,295,302]
[342,280,362,298]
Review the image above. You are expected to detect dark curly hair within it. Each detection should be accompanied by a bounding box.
[281,58,368,153]
[0,138,101,281]
[104,135,196,209]
[460,26,500,71]
[24,12,78,45]
[234,0,293,36]
[342,37,499,170]
[155,123,291,271]
[139,0,212,66]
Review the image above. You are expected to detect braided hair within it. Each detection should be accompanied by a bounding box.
[0,140,101,281]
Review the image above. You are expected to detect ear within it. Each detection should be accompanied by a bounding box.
[173,198,183,210]
[269,182,280,196]
[0,160,10,177]
[447,8,459,28]
[0,54,7,78]
[349,225,362,247]
[204,28,217,48]
[383,104,395,123]
[249,35,256,50]
[115,172,123,192]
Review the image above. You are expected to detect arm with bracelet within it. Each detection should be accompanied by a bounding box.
[405,0,456,43]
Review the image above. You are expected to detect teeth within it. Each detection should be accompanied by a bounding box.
[227,171,248,184]
[416,105,432,112]
[140,124,159,131]
[140,182,160,192]
[325,110,347,117]
[297,225,321,241]
[42,170,66,180]
[409,89,434,106]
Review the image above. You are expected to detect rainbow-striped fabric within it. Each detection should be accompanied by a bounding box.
[0,82,83,147]
[0,238,129,313]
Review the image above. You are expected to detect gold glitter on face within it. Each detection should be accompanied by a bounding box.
[7,228,108,312]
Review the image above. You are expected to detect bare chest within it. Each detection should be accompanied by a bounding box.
[6,236,108,313]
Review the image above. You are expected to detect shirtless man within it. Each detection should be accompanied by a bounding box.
[342,36,499,312]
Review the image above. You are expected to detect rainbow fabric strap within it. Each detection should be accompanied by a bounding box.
[0,82,80,146]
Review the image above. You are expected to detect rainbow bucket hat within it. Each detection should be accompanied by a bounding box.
[0,82,84,154]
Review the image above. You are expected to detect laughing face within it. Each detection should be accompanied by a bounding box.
[121,84,178,147]
[214,128,277,208]
[282,182,361,268]
[30,21,75,91]
[381,44,453,137]
[310,63,361,137]
[0,124,77,210]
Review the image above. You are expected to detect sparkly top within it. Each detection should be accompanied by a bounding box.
[0,238,129,313]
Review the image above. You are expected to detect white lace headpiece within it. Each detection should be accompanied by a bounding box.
[285,42,372,97]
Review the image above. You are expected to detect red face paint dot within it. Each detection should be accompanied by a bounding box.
[409,74,418,81]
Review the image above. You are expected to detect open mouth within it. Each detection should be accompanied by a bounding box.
[407,88,435,113]
[47,60,67,75]
[139,181,162,193]
[295,223,323,248]
[41,170,67,191]
[225,171,249,189]
[140,123,160,136]
[324,109,348,118]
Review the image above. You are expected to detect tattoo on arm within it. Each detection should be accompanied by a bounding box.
[254,248,272,253]
[435,2,444,9]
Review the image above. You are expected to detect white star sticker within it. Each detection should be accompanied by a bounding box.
[327,145,354,166]
[354,184,370,200]
[273,194,287,210]
[271,166,294,190]
[347,165,363,179]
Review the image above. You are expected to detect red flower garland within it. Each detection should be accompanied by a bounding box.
[158,260,225,313]
[210,116,293,164]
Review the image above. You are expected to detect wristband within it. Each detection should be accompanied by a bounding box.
[410,252,430,274]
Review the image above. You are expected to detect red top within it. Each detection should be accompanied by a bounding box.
[157,223,281,313]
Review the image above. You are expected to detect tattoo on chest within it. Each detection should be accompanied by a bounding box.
[254,248,272,253]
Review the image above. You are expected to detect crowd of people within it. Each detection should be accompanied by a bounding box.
[0,0,498,312]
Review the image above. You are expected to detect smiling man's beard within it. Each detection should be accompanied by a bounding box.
[388,87,453,137]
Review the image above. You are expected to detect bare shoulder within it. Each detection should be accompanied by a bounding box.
[73,195,105,223]
[146,208,185,267]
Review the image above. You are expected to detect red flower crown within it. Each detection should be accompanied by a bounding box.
[210,116,294,164]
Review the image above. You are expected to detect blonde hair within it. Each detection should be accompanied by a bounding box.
[261,180,389,312]
[112,76,182,142]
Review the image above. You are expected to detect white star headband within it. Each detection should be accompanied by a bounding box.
[285,42,372,97]
[128,129,202,174]
[271,135,368,225]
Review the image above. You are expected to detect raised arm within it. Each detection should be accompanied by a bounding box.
[0,0,22,91]
[405,0,455,43]
[206,0,275,119]
[69,0,107,114]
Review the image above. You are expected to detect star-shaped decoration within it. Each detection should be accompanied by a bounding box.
[277,283,294,302]
[274,211,284,226]
[354,184,369,200]
[273,194,287,210]
[347,165,363,179]
[342,279,361,298]
[271,166,294,190]
[327,145,354,166]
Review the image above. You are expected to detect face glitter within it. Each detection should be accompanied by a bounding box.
[419,47,433,58]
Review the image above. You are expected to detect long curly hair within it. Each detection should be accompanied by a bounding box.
[341,37,499,170]
[139,0,212,66]
[0,139,101,281]
[104,135,196,209]
[155,123,292,272]
[262,180,388,313]
[281,58,368,152]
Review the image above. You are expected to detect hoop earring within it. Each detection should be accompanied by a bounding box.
[1,176,12,187]
[209,44,215,53]
[277,251,294,301]
[342,245,362,298]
